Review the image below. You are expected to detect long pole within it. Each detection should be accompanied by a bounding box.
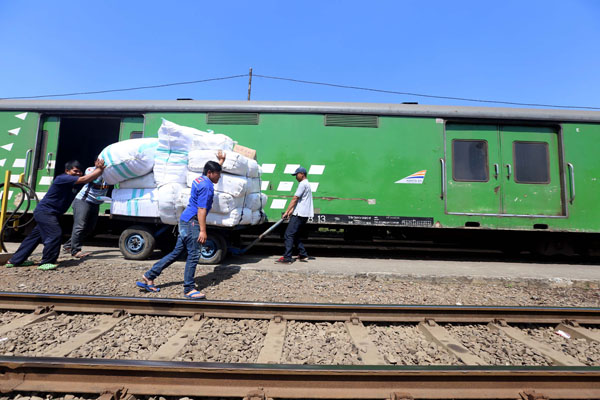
[247,68,253,101]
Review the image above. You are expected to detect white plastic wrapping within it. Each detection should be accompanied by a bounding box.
[251,210,266,225]
[246,159,260,178]
[192,131,235,151]
[157,119,196,150]
[118,173,156,189]
[207,207,252,227]
[244,192,268,211]
[157,183,185,225]
[188,150,249,176]
[246,177,261,194]
[154,149,188,185]
[187,171,247,198]
[99,138,158,185]
[110,188,159,218]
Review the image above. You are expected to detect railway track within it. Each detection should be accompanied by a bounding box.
[1,292,600,399]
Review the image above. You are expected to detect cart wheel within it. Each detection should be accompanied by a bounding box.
[119,225,156,260]
[198,232,227,265]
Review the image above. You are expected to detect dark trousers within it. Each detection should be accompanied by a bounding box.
[63,198,99,255]
[283,215,308,260]
[10,211,62,265]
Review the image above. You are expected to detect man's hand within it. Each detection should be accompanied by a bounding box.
[94,159,106,170]
[216,150,226,166]
[282,211,290,219]
[198,230,208,244]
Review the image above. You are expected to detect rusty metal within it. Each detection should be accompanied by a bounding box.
[1,356,600,398]
[2,292,600,324]
[520,390,550,400]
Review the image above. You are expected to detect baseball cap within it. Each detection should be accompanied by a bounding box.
[291,166,307,176]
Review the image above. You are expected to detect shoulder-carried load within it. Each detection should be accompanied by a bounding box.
[99,138,158,185]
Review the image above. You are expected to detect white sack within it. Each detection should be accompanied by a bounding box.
[99,138,158,185]
[154,149,188,185]
[118,173,156,189]
[246,177,261,194]
[251,210,266,225]
[247,159,260,178]
[244,192,268,211]
[186,171,247,198]
[188,150,249,176]
[178,186,244,215]
[157,119,196,151]
[110,188,159,218]
[207,207,252,227]
[158,183,185,225]
[192,130,235,151]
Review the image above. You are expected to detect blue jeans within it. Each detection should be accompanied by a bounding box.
[283,215,308,261]
[145,219,200,294]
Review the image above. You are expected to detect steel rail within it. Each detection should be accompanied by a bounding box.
[1,356,600,399]
[1,292,600,324]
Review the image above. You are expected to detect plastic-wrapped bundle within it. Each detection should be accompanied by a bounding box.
[192,130,235,151]
[154,148,188,185]
[207,207,252,227]
[186,171,247,198]
[251,210,266,225]
[99,138,158,185]
[247,159,260,178]
[188,150,249,176]
[178,187,245,215]
[246,177,261,195]
[244,192,268,211]
[110,188,159,218]
[157,183,185,225]
[157,119,197,150]
[118,173,156,189]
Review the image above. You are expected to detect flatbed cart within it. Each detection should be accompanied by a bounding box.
[111,214,279,264]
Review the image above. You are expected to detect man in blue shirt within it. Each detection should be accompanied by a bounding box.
[7,159,106,270]
[137,152,225,299]
[63,166,109,258]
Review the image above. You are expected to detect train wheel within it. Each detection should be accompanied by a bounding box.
[119,225,156,260]
[198,232,227,265]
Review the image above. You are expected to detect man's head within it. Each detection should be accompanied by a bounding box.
[64,160,83,176]
[203,161,222,184]
[291,166,307,182]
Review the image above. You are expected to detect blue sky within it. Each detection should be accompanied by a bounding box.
[1,0,599,109]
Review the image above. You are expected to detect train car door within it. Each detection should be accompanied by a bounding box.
[33,116,60,202]
[445,123,501,214]
[499,126,562,216]
[0,111,39,210]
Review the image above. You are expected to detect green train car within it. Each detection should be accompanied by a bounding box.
[0,100,599,259]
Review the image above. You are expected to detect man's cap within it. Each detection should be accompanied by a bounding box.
[291,166,308,176]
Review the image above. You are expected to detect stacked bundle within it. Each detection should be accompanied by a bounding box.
[106,119,267,227]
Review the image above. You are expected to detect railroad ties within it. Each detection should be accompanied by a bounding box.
[1,293,600,399]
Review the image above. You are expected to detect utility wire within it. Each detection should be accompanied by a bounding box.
[2,71,599,110]
[0,74,248,100]
[253,74,600,110]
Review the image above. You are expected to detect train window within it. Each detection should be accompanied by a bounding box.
[513,142,550,184]
[452,140,489,182]
[130,131,143,139]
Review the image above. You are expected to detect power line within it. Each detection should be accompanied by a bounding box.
[253,74,600,110]
[2,71,599,110]
[0,75,248,100]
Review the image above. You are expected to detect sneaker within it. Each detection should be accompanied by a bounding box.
[6,260,35,268]
[37,263,58,271]
[296,255,309,261]
[275,256,293,264]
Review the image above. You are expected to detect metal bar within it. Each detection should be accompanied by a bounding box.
[0,170,12,235]
[567,163,576,204]
[439,158,445,200]
[1,357,600,398]
[1,293,600,324]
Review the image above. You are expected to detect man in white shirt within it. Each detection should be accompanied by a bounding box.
[276,166,314,264]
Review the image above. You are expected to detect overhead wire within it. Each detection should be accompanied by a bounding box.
[1,71,599,110]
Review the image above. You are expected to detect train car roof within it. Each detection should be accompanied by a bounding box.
[0,100,599,123]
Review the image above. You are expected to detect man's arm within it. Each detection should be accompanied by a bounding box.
[197,207,208,244]
[75,159,105,185]
[282,196,299,219]
[216,150,226,166]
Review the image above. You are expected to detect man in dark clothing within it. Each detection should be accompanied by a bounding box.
[6,159,106,270]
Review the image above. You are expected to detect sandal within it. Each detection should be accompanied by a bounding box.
[136,281,160,292]
[184,290,206,300]
[37,263,58,271]
[6,260,35,268]
[73,252,90,259]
